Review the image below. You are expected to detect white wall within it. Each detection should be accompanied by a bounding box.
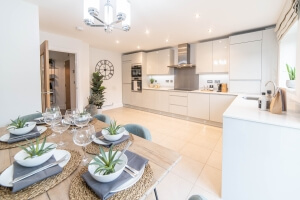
[89,47,123,110]
[40,31,90,111]
[0,0,41,126]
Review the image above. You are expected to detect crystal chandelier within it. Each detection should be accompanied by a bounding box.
[83,0,131,33]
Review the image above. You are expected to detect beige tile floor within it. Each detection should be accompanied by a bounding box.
[103,107,222,200]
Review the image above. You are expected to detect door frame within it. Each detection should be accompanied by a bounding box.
[46,46,79,109]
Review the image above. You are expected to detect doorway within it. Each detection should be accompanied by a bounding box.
[48,51,76,113]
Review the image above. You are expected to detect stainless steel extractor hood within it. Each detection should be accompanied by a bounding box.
[168,43,195,68]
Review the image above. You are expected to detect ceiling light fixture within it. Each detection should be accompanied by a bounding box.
[84,0,131,33]
[165,39,169,43]
[116,40,120,44]
[195,13,200,18]
[208,28,212,33]
[137,45,140,49]
[145,29,150,34]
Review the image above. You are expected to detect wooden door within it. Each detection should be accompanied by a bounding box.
[40,40,50,112]
[65,60,71,110]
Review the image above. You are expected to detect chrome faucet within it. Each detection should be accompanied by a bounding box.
[265,81,277,97]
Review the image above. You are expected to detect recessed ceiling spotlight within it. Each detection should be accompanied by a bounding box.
[165,39,169,43]
[76,26,83,31]
[208,28,212,33]
[145,29,150,34]
[195,13,200,19]
[116,40,120,44]
[137,45,140,49]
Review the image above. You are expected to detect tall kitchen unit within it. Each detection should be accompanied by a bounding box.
[122,52,147,106]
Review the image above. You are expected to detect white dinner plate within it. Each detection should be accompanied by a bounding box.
[93,129,129,145]
[0,149,71,187]
[111,164,145,193]
[0,126,47,142]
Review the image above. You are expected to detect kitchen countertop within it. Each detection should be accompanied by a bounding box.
[223,94,300,129]
[143,87,237,95]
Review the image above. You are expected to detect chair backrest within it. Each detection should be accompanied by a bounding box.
[124,124,152,141]
[18,113,43,122]
[188,195,207,200]
[94,114,111,124]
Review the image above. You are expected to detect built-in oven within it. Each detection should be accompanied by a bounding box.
[132,78,142,92]
[131,65,142,78]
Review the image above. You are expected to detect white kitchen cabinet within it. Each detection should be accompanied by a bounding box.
[195,41,213,73]
[131,92,143,107]
[122,83,131,105]
[122,54,132,62]
[213,39,229,73]
[169,91,188,115]
[146,49,173,75]
[122,61,131,84]
[169,105,187,116]
[187,93,210,120]
[230,40,262,80]
[131,52,143,64]
[209,94,236,123]
[230,31,262,44]
[156,91,169,112]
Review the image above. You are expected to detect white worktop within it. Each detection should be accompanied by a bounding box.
[143,87,237,96]
[224,95,300,129]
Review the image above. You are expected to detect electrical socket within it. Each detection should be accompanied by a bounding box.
[215,80,220,83]
[207,80,213,83]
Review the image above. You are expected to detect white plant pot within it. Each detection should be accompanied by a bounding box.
[286,80,296,88]
[97,108,102,114]
[149,84,154,88]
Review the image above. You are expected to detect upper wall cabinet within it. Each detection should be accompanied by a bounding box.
[195,39,229,74]
[195,41,213,73]
[230,31,262,44]
[146,49,174,75]
[122,52,143,64]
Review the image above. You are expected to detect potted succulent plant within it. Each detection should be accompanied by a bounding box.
[286,64,296,88]
[86,72,106,115]
[149,78,155,88]
[15,137,57,167]
[7,117,36,135]
[102,120,125,141]
[88,146,127,182]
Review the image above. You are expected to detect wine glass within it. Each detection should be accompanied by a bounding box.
[52,120,70,147]
[74,111,91,128]
[65,109,79,133]
[43,106,62,138]
[73,125,96,165]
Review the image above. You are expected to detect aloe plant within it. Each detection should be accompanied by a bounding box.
[105,120,121,135]
[89,146,122,175]
[19,137,55,160]
[8,117,27,129]
[286,64,295,80]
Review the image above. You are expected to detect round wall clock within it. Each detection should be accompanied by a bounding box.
[95,60,114,80]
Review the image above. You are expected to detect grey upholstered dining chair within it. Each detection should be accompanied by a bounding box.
[188,194,208,200]
[123,124,152,141]
[18,113,43,122]
[94,114,111,124]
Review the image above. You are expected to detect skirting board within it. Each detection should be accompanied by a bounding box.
[123,104,222,128]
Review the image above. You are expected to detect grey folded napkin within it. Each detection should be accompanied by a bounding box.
[31,119,46,125]
[82,150,148,200]
[12,156,62,193]
[95,131,130,147]
[8,126,41,144]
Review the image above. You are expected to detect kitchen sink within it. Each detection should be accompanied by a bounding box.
[242,96,259,100]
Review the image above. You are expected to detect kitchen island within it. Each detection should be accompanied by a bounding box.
[222,95,300,200]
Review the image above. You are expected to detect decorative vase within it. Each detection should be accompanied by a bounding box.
[85,104,98,116]
[286,80,296,88]
[97,108,102,114]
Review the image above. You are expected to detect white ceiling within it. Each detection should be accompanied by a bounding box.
[26,0,285,53]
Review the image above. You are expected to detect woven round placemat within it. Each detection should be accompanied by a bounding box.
[0,149,82,200]
[69,164,153,200]
[0,128,53,150]
[86,133,134,155]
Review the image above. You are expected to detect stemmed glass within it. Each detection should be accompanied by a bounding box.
[52,120,70,147]
[64,109,79,133]
[73,125,96,165]
[43,106,62,138]
[74,111,91,129]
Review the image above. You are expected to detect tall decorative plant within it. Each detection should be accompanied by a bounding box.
[88,72,106,109]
